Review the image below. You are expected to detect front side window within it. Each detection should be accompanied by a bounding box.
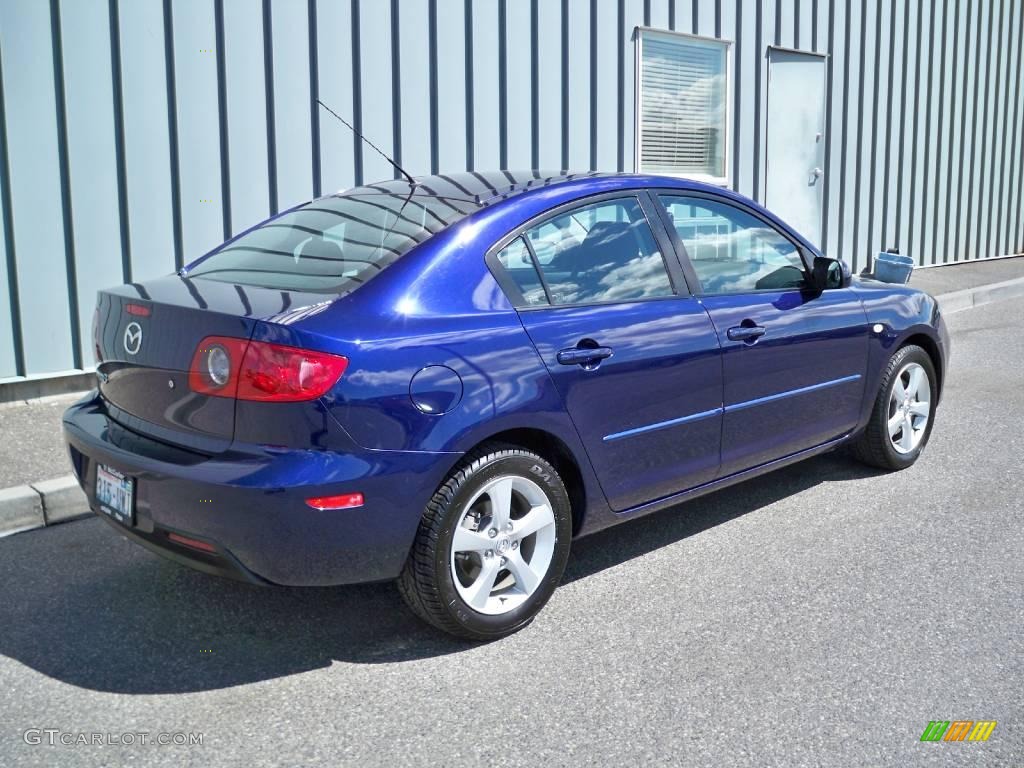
[637,30,730,183]
[659,195,807,294]
[519,197,675,306]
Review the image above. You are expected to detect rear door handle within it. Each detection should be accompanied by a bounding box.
[556,346,614,366]
[727,325,766,342]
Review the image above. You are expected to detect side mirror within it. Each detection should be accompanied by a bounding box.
[812,256,845,290]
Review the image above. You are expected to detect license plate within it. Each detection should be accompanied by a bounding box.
[96,464,135,526]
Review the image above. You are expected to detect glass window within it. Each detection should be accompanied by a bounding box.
[659,195,808,294]
[187,194,475,294]
[496,238,549,306]
[522,198,674,305]
[637,30,729,182]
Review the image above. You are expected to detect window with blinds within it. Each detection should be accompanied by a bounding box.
[636,30,729,183]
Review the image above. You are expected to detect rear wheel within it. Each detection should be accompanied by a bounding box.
[397,445,572,640]
[851,344,937,470]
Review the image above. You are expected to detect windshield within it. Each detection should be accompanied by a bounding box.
[186,193,477,293]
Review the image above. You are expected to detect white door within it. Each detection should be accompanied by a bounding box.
[765,48,827,247]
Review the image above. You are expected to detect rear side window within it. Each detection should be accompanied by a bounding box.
[186,194,475,293]
[496,238,548,306]
[506,197,674,306]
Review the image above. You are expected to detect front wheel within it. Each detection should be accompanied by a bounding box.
[397,445,573,641]
[851,344,937,470]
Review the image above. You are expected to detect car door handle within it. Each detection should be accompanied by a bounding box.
[727,325,767,342]
[556,346,614,366]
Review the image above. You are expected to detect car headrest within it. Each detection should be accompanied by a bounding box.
[297,237,345,263]
[582,220,632,248]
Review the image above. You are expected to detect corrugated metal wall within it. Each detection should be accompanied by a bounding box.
[1,0,1022,379]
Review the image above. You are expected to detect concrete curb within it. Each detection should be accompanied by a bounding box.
[1,274,1022,539]
[0,475,87,538]
[935,275,1024,314]
[0,485,45,537]
[32,475,91,525]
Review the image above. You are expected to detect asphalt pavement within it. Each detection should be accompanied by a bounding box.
[0,298,1021,767]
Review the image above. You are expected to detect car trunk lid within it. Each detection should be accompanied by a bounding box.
[95,275,333,453]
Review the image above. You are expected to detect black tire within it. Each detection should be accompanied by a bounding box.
[397,443,573,641]
[851,344,938,470]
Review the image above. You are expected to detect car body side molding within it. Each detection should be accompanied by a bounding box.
[602,374,863,443]
[602,407,724,442]
[724,374,863,413]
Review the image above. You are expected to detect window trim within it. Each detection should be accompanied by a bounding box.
[484,191,690,311]
[492,236,552,307]
[634,26,734,186]
[649,189,818,298]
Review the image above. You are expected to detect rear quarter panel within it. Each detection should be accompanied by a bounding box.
[259,218,617,535]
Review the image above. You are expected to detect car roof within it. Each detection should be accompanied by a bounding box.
[343,170,614,208]
[337,170,735,232]
[335,171,818,256]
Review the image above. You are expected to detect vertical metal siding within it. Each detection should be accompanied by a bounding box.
[223,0,272,236]
[567,0,592,171]
[314,0,355,193]
[59,0,122,367]
[116,0,176,285]
[593,0,618,170]
[435,0,468,173]
[0,0,75,375]
[471,0,500,172]
[0,0,1022,380]
[0,38,20,377]
[503,0,532,169]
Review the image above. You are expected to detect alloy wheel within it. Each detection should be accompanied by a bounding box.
[449,475,557,615]
[887,361,931,454]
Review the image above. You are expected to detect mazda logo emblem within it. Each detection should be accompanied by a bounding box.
[123,322,143,355]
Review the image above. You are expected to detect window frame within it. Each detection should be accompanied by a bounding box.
[634,26,734,186]
[649,189,818,297]
[485,191,690,311]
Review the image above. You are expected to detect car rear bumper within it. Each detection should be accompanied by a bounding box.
[63,392,457,586]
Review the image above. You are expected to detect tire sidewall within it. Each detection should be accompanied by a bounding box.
[877,346,938,468]
[433,452,572,639]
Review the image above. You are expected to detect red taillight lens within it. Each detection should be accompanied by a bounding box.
[189,336,348,402]
[125,303,151,317]
[305,492,364,510]
[238,340,349,401]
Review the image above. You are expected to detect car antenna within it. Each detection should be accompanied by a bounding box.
[316,99,416,187]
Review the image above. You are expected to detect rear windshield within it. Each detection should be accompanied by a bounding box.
[186,193,477,293]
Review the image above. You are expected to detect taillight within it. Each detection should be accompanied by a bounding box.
[238,338,349,401]
[189,336,348,402]
[125,303,151,317]
[189,337,249,396]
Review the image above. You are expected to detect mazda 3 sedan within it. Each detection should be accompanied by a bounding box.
[64,171,949,640]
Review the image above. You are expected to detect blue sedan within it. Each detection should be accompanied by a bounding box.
[63,171,949,640]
